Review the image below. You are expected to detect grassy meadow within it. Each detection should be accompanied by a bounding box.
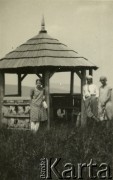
[0,120,112,180]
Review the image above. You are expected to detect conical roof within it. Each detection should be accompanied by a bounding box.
[0,20,97,70]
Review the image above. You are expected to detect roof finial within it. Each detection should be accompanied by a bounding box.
[39,15,47,33]
[41,15,45,29]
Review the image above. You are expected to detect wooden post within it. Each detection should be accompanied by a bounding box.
[3,73,5,95]
[44,71,50,130]
[89,69,93,76]
[81,69,86,127]
[89,69,93,83]
[0,72,4,127]
[18,74,21,96]
[70,71,74,95]
[42,73,45,87]
[70,71,74,121]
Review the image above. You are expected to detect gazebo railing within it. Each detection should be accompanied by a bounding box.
[2,97,30,129]
[2,93,81,129]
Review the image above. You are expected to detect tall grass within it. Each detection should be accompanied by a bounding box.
[0,120,112,180]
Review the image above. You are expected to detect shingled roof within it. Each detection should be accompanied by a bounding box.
[0,18,97,70]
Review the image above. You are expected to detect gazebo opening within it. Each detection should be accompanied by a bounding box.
[5,74,18,96]
[74,74,81,93]
[50,72,70,93]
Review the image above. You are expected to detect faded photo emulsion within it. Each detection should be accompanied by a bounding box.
[0,0,112,179]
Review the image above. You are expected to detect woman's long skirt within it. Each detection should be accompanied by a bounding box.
[30,105,47,122]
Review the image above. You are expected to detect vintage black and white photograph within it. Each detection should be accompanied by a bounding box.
[0,0,112,179]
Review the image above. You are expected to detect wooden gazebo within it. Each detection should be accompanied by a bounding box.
[0,18,98,129]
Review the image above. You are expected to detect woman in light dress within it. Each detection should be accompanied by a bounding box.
[30,78,47,132]
[99,76,113,122]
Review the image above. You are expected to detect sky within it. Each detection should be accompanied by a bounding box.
[0,0,113,88]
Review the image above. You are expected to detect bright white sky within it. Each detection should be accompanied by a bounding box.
[0,0,113,88]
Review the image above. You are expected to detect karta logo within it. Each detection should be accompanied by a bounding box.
[40,158,112,179]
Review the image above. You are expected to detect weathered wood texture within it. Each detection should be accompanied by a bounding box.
[89,69,93,76]
[0,31,97,70]
[70,71,74,95]
[3,97,30,128]
[44,71,50,130]
[0,72,4,126]
[81,70,86,127]
[18,74,21,96]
